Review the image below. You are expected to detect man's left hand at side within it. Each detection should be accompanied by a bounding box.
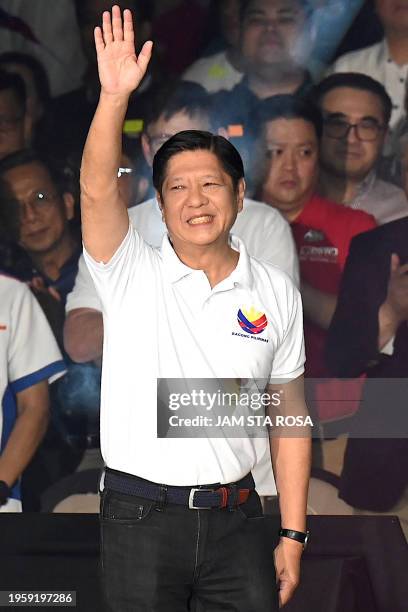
[274,538,303,607]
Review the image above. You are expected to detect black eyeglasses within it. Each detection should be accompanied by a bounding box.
[18,191,59,216]
[147,133,175,151]
[323,117,385,142]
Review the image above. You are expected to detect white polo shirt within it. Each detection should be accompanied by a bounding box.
[0,275,66,512]
[84,226,305,486]
[68,198,298,494]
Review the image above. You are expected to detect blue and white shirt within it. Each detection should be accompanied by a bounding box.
[0,274,65,512]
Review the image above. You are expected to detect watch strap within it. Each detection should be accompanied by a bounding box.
[279,528,309,547]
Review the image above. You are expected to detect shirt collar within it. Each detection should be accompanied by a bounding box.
[239,71,311,99]
[159,233,254,290]
[228,234,254,290]
[160,235,193,284]
[380,38,389,64]
[354,170,377,201]
[382,38,408,69]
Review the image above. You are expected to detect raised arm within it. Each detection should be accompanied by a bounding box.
[81,6,152,262]
[378,254,408,350]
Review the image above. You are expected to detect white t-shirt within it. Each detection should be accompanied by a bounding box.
[183,51,243,93]
[84,227,305,486]
[0,275,66,512]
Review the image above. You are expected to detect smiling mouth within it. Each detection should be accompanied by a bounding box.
[188,215,214,225]
[280,180,297,188]
[25,228,47,239]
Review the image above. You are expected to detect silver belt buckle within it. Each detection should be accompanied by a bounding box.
[188,488,215,509]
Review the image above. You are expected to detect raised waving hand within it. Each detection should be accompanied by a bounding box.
[94,5,153,97]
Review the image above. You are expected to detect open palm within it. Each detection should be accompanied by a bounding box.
[94,5,153,96]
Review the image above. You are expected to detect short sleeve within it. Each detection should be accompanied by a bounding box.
[83,223,153,311]
[260,217,299,287]
[8,282,66,391]
[65,254,102,313]
[270,283,305,381]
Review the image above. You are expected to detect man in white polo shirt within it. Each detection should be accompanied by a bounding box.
[64,81,298,365]
[81,7,310,611]
[64,81,299,500]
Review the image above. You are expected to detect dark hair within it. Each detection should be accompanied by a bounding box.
[0,52,50,110]
[0,69,26,114]
[240,0,307,22]
[256,94,323,140]
[75,0,154,25]
[0,149,73,196]
[143,80,212,131]
[313,72,393,125]
[152,130,244,197]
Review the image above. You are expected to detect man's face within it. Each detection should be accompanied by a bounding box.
[2,162,74,255]
[240,0,305,70]
[158,149,244,249]
[142,110,211,166]
[375,0,408,34]
[319,87,387,182]
[261,118,319,219]
[0,89,28,160]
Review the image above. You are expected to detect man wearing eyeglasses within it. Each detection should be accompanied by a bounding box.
[315,72,408,225]
[0,149,79,306]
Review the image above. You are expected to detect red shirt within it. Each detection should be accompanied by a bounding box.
[291,194,377,378]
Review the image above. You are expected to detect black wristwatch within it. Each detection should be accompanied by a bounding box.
[279,528,310,549]
[0,480,11,505]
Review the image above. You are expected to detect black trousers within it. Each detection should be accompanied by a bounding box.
[100,477,279,611]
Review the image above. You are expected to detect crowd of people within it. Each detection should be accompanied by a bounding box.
[0,0,407,539]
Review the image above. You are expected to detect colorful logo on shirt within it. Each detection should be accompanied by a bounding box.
[237,307,268,335]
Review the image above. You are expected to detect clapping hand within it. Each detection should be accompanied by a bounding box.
[94,5,153,98]
[385,253,408,324]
